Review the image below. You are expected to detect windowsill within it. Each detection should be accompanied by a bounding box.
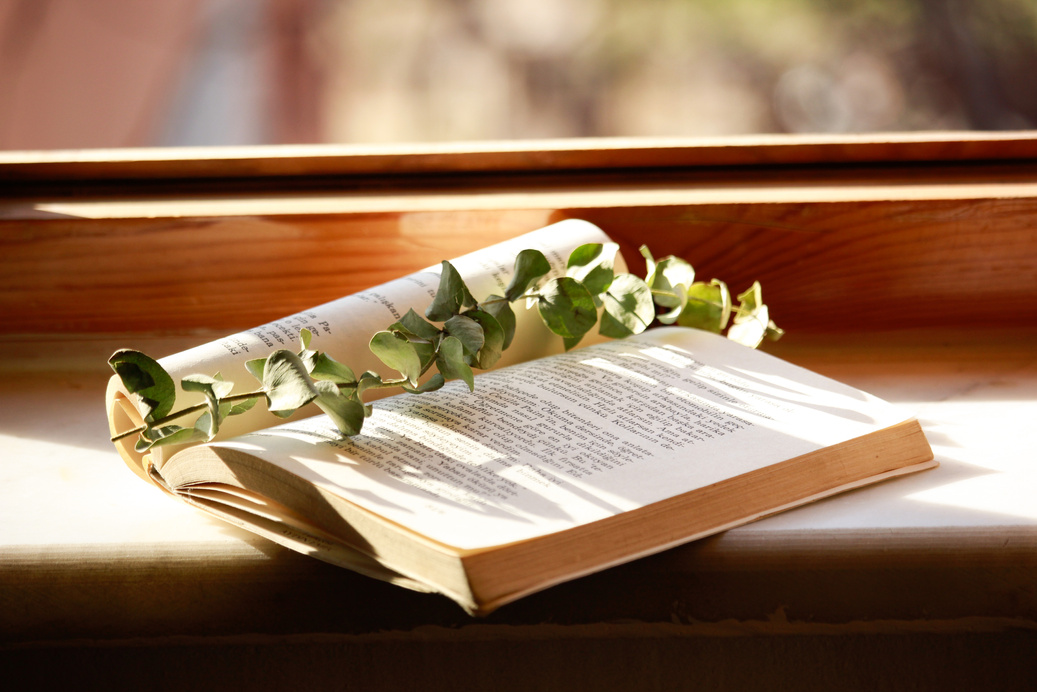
[3,328,1035,643]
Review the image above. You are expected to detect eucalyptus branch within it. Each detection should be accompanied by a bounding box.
[109,240,781,452]
[110,392,261,442]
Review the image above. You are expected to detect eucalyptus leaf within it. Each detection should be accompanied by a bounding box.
[677,280,732,333]
[444,314,485,358]
[727,303,770,348]
[395,308,442,340]
[357,371,384,399]
[182,373,234,400]
[601,274,654,337]
[436,335,475,391]
[402,373,446,394]
[296,327,320,374]
[654,283,688,325]
[728,282,778,348]
[108,349,176,424]
[562,335,583,351]
[227,396,260,417]
[639,245,657,280]
[314,380,366,436]
[193,410,219,440]
[648,256,696,309]
[298,348,319,373]
[426,261,476,321]
[504,249,551,301]
[182,373,235,438]
[244,357,266,383]
[566,242,617,296]
[411,340,437,371]
[598,310,627,339]
[370,330,422,387]
[734,281,763,317]
[480,296,516,350]
[464,309,505,369]
[263,350,319,417]
[310,352,357,385]
[537,277,598,341]
[134,424,198,453]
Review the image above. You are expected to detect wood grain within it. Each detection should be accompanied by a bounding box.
[2,135,1036,335]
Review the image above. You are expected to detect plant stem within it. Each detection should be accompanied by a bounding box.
[479,292,537,306]
[109,374,417,444]
[110,390,266,443]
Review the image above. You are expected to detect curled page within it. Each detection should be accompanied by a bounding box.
[107,219,623,481]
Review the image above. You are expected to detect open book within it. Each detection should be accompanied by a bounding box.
[106,220,935,615]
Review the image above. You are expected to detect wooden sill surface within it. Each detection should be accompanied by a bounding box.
[1,327,1035,643]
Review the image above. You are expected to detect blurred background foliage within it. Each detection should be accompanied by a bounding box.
[1,0,1034,149]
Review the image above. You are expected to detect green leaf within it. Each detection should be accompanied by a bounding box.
[728,282,771,348]
[370,330,422,387]
[108,349,177,424]
[309,352,357,385]
[655,283,688,325]
[727,303,770,348]
[244,357,266,383]
[227,396,260,417]
[426,261,476,321]
[677,280,732,333]
[765,320,785,342]
[193,410,219,440]
[505,249,551,301]
[436,335,475,391]
[639,245,657,280]
[464,309,505,369]
[182,373,235,400]
[734,281,763,316]
[647,256,695,309]
[357,371,384,399]
[134,424,199,453]
[181,373,235,439]
[298,348,319,374]
[296,329,319,373]
[402,373,446,394]
[263,350,319,417]
[444,314,485,358]
[394,308,442,340]
[566,242,617,296]
[314,380,367,436]
[536,277,598,341]
[600,274,655,338]
[481,295,516,350]
[411,340,437,371]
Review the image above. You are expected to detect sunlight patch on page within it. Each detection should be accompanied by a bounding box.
[372,409,505,466]
[641,345,697,369]
[499,464,583,506]
[579,356,659,385]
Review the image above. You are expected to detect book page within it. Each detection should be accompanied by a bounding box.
[205,328,914,551]
[108,219,621,470]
